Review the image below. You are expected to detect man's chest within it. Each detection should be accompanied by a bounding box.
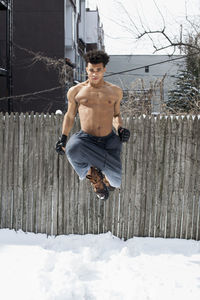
[75,87,116,107]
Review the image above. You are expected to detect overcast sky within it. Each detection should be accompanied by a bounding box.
[87,0,200,55]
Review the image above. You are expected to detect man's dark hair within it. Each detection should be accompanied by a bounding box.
[84,50,110,67]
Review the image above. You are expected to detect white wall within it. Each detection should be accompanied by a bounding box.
[78,0,86,43]
[64,0,76,63]
[85,10,98,44]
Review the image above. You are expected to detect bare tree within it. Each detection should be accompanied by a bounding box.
[14,43,73,86]
[109,0,200,114]
[114,0,200,55]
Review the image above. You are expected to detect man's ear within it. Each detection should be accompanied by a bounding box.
[104,67,106,72]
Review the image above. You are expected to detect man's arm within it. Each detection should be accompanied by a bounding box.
[62,86,78,136]
[113,87,130,143]
[112,87,123,131]
[55,86,78,155]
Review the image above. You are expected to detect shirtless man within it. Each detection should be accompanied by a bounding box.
[56,50,130,200]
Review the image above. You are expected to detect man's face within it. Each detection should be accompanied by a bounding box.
[86,62,106,85]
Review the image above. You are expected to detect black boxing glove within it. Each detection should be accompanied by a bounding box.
[118,127,130,142]
[55,134,67,155]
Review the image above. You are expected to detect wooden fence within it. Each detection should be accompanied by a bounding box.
[0,113,200,240]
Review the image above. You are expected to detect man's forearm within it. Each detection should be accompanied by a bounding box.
[113,115,123,131]
[62,113,75,136]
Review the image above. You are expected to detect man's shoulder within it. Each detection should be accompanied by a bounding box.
[105,81,123,95]
[68,82,86,95]
[105,81,122,90]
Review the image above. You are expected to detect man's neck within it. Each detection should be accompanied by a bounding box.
[89,79,105,88]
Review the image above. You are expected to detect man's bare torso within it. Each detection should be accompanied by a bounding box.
[74,80,120,137]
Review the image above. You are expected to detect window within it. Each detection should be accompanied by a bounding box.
[145,66,149,73]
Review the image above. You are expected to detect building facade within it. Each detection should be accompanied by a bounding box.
[105,55,186,113]
[0,0,104,113]
[65,1,104,83]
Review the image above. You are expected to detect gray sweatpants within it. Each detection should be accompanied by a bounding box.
[66,130,122,188]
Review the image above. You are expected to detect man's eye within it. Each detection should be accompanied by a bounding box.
[89,69,101,72]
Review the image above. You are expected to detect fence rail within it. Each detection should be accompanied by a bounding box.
[0,113,200,240]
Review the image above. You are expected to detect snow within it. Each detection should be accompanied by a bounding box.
[55,110,63,115]
[0,229,200,300]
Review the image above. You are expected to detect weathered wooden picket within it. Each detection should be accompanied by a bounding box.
[0,112,200,240]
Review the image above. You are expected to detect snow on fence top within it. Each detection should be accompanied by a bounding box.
[0,113,200,240]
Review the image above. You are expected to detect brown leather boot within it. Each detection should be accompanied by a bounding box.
[102,176,116,191]
[86,167,109,200]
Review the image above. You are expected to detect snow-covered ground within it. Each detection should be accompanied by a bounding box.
[0,229,200,300]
